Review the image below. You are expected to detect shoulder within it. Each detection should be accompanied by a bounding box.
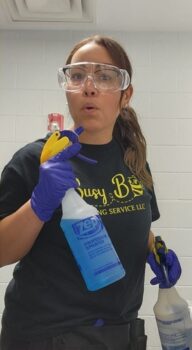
[11,137,46,165]
[13,138,47,159]
[1,137,47,185]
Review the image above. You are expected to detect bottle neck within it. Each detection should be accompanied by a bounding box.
[61,188,98,220]
[158,285,176,295]
[157,285,186,305]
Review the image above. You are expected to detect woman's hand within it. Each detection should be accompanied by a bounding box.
[31,143,81,222]
[147,247,182,288]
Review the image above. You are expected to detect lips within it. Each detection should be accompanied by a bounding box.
[82,103,98,111]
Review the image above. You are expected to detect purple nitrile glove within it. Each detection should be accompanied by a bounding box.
[147,249,182,288]
[31,142,81,222]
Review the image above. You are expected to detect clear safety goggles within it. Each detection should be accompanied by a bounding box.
[58,62,130,93]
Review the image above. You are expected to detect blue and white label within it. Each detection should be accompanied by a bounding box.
[72,215,103,239]
[156,316,191,350]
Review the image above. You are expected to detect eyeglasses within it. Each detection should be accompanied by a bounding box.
[58,62,130,93]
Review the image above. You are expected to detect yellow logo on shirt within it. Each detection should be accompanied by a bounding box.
[77,174,144,206]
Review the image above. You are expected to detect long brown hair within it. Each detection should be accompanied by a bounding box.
[66,35,153,189]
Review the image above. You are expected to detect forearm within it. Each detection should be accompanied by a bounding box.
[0,200,44,267]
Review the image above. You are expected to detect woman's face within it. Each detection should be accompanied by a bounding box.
[66,42,132,143]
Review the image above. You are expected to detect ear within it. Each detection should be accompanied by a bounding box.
[121,84,133,109]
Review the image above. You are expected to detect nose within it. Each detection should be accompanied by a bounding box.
[82,75,98,96]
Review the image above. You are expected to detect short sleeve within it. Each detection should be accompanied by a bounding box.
[0,139,44,220]
[0,161,29,219]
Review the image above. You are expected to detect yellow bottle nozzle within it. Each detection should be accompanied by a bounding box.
[40,131,71,164]
[40,127,97,165]
[153,236,168,264]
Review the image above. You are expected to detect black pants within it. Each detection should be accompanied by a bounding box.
[0,319,147,350]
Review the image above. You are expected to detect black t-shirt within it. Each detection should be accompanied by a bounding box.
[0,138,160,341]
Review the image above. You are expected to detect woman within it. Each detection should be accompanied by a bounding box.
[0,35,181,350]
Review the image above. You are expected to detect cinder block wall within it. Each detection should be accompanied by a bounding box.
[0,30,192,349]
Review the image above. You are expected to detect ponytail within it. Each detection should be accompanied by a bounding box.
[113,107,153,189]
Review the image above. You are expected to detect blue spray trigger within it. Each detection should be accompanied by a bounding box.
[74,126,84,136]
[60,129,79,143]
[60,127,84,141]
[60,127,97,164]
[76,153,97,164]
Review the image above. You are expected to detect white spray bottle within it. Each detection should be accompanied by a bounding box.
[153,236,192,349]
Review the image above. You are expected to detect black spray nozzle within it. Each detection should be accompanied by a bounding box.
[154,236,171,287]
[155,236,168,262]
